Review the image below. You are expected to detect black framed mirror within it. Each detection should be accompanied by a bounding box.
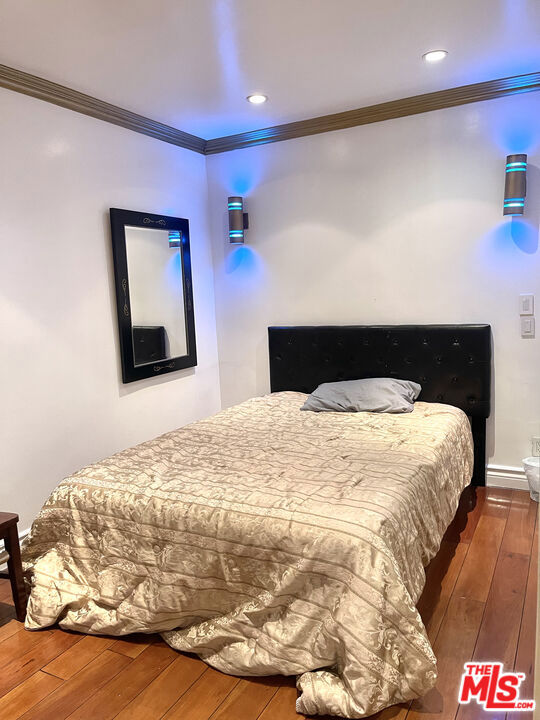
[110,208,197,383]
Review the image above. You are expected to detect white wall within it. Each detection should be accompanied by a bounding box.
[207,92,540,470]
[0,88,221,531]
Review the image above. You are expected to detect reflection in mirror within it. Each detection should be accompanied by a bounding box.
[125,226,187,365]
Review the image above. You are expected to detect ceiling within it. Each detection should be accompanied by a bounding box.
[1,0,539,139]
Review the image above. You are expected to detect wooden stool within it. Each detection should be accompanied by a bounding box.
[0,513,27,622]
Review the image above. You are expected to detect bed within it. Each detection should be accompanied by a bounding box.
[22,324,491,718]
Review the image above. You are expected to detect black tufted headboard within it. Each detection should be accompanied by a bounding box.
[268,324,491,486]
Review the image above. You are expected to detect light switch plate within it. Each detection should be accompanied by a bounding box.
[521,316,535,338]
[519,294,534,315]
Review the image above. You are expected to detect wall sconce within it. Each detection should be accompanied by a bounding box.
[503,154,527,216]
[228,196,249,243]
[168,230,181,248]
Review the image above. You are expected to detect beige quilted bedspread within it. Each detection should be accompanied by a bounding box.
[22,392,473,718]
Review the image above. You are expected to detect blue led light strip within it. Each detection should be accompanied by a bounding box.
[229,231,244,237]
[506,167,526,173]
[228,204,242,209]
[506,161,527,167]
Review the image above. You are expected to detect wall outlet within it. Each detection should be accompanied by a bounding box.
[533,437,540,457]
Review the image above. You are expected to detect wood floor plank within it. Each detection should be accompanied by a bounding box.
[0,605,16,622]
[0,578,14,602]
[256,683,308,719]
[0,629,79,696]
[0,609,15,625]
[0,627,45,662]
[500,490,537,556]
[18,650,131,720]
[163,667,239,720]
[42,634,116,679]
[452,513,507,602]
[417,541,469,642]
[443,486,510,542]
[469,550,529,665]
[407,595,485,720]
[66,642,177,719]
[115,653,207,720]
[443,487,485,544]
[455,550,529,720]
[0,670,63,720]
[108,633,157,658]
[508,525,538,720]
[481,487,513,519]
[369,703,411,720]
[209,676,281,720]
[0,619,24,644]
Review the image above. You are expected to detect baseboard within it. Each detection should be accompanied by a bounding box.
[486,464,529,491]
[0,527,30,570]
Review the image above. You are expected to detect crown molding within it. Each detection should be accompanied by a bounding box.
[0,63,207,154]
[1,64,539,156]
[205,71,540,154]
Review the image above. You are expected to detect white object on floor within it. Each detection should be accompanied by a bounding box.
[523,457,540,502]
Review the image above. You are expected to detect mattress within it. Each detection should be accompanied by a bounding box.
[22,392,473,718]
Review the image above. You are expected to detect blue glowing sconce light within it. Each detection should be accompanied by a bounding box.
[168,230,182,248]
[503,154,527,216]
[228,196,249,244]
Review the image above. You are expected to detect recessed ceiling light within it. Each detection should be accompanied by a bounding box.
[422,50,448,63]
[246,93,268,104]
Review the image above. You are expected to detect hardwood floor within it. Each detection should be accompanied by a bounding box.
[0,487,536,720]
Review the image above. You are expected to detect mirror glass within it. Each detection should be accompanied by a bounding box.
[125,226,187,366]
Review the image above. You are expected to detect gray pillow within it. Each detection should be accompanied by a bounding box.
[301,378,421,414]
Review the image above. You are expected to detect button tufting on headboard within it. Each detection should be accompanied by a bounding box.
[268,324,491,419]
